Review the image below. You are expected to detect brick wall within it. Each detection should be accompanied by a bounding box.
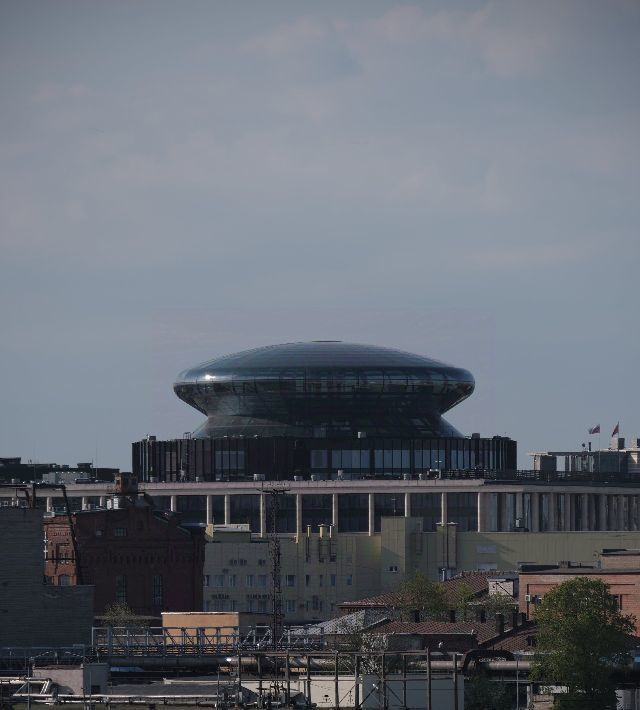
[519,570,640,634]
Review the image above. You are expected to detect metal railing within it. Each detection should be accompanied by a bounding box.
[91,625,327,657]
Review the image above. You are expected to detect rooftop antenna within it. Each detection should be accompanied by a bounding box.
[261,482,290,650]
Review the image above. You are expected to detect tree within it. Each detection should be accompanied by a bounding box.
[465,670,514,710]
[482,591,517,619]
[102,602,146,628]
[531,577,635,709]
[396,573,448,621]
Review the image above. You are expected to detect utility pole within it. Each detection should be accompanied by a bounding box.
[264,484,289,650]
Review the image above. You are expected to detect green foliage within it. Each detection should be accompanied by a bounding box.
[102,601,146,628]
[532,577,634,707]
[451,580,475,620]
[465,671,514,710]
[482,591,518,618]
[397,573,448,621]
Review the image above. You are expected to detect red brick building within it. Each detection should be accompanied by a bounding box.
[519,550,640,635]
[44,501,204,618]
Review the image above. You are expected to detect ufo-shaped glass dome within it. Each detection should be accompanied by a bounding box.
[174,342,474,439]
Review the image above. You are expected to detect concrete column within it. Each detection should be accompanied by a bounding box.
[368,493,375,536]
[170,495,177,513]
[404,492,411,517]
[98,496,106,508]
[499,493,509,532]
[332,494,339,529]
[515,493,524,523]
[81,497,89,511]
[531,493,540,533]
[599,494,608,531]
[206,495,214,525]
[565,494,573,531]
[46,496,53,513]
[440,492,448,526]
[224,495,231,525]
[618,495,626,531]
[581,493,589,531]
[548,493,557,532]
[477,492,487,532]
[295,494,303,536]
[259,494,267,537]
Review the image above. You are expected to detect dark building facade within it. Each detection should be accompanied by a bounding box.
[44,499,204,617]
[133,342,516,481]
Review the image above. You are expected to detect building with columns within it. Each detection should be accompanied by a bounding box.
[3,341,638,623]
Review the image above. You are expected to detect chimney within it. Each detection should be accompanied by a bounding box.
[495,613,505,635]
[511,610,519,629]
[448,609,456,623]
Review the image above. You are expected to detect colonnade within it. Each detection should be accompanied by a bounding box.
[38,489,640,535]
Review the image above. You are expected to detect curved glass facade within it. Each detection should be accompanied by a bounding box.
[173,342,474,439]
[132,434,516,482]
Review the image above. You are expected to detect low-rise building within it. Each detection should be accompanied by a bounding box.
[519,550,640,634]
[44,476,204,618]
[0,506,93,646]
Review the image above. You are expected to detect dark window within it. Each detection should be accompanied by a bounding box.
[374,493,404,532]
[338,494,368,533]
[411,493,441,531]
[302,495,333,530]
[448,492,478,531]
[153,574,163,607]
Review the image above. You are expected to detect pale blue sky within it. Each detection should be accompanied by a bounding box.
[1,1,638,470]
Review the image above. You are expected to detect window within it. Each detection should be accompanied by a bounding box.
[258,600,267,613]
[246,574,254,587]
[204,575,210,587]
[59,574,71,586]
[286,600,296,613]
[152,574,163,607]
[388,565,398,573]
[228,574,237,588]
[212,575,224,587]
[319,574,323,587]
[286,574,296,587]
[330,574,336,587]
[115,575,127,602]
[114,527,127,537]
[257,574,267,588]
[346,574,353,586]
[305,574,311,587]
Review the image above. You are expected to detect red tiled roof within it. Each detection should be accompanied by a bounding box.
[339,571,499,610]
[372,620,502,644]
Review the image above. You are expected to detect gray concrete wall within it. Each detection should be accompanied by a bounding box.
[0,507,93,646]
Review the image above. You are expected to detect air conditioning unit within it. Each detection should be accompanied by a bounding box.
[525,594,532,602]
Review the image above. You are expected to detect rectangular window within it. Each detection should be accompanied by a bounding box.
[246,574,254,587]
[213,574,224,587]
[204,574,210,587]
[286,574,296,587]
[114,527,127,537]
[346,574,353,586]
[286,600,296,613]
[228,574,237,588]
[152,574,163,607]
[258,574,267,588]
[330,574,336,587]
[305,574,311,587]
[115,574,127,602]
[319,574,323,587]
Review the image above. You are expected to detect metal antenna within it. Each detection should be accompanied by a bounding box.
[263,483,289,650]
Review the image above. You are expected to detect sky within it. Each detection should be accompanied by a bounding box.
[1,0,639,471]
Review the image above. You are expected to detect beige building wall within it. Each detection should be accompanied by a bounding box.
[203,517,640,622]
[203,526,380,622]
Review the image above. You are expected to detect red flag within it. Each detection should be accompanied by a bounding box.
[611,422,619,437]
[588,424,600,435]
